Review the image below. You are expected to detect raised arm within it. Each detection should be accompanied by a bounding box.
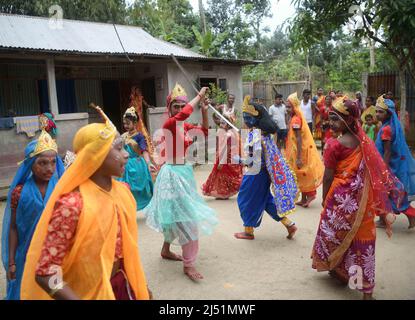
[188,87,209,109]
[164,87,209,126]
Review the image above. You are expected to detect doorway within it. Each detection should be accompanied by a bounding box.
[101,80,122,131]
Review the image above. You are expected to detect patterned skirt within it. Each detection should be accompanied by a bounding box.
[119,156,153,211]
[202,163,242,199]
[143,164,218,246]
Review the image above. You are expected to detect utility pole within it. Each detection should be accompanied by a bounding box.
[199,0,207,35]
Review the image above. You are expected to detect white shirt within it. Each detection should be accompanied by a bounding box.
[268,104,287,130]
[301,100,313,123]
[223,105,235,118]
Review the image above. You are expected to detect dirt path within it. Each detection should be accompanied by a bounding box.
[1,165,414,299]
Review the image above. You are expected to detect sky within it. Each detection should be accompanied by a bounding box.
[125,0,297,34]
[188,0,296,34]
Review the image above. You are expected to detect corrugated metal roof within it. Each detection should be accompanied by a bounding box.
[0,13,207,59]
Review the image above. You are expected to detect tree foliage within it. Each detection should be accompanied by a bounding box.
[0,0,408,96]
[0,0,127,23]
[290,0,415,85]
[205,0,254,59]
[128,0,198,47]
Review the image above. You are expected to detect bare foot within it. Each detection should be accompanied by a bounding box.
[407,216,415,229]
[375,218,386,229]
[363,293,375,300]
[184,267,204,281]
[303,196,316,208]
[234,232,255,240]
[286,225,297,240]
[296,195,307,207]
[161,251,183,261]
[328,270,348,286]
[295,201,306,207]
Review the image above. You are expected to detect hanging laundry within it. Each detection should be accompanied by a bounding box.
[15,116,40,138]
[0,117,15,130]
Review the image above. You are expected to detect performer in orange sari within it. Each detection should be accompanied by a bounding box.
[313,88,325,141]
[202,114,242,199]
[21,106,150,300]
[311,99,403,300]
[286,93,324,208]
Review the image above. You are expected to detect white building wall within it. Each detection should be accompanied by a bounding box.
[166,62,243,127]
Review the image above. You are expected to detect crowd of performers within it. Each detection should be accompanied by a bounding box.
[1,83,415,300]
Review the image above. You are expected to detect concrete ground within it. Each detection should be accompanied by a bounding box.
[1,164,415,300]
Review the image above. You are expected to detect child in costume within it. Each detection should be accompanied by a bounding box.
[119,107,154,211]
[375,96,415,228]
[285,93,324,208]
[143,85,218,281]
[234,96,299,240]
[38,113,58,139]
[21,106,151,300]
[2,130,64,300]
[202,113,242,199]
[129,86,154,154]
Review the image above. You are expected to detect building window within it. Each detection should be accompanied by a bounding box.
[38,79,78,114]
[219,79,227,92]
[199,77,217,89]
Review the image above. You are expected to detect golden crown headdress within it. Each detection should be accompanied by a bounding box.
[333,98,349,116]
[376,95,388,111]
[29,130,58,159]
[89,103,117,140]
[171,83,188,101]
[38,114,49,130]
[242,95,259,116]
[123,106,137,119]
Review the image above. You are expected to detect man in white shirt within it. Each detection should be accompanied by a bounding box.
[268,94,287,149]
[300,89,316,134]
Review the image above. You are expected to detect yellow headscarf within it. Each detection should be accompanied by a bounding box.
[286,93,324,193]
[21,107,149,300]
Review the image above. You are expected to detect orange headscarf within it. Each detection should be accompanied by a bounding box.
[285,93,324,193]
[21,107,149,300]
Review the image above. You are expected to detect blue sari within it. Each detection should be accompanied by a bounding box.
[375,99,415,212]
[237,130,298,227]
[119,132,153,210]
[1,140,64,300]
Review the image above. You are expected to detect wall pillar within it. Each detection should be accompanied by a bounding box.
[46,58,59,115]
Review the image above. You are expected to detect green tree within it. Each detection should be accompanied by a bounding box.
[128,0,198,47]
[0,0,127,23]
[261,26,291,59]
[290,0,415,134]
[192,26,227,57]
[206,0,254,59]
[243,54,308,82]
[237,0,271,59]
